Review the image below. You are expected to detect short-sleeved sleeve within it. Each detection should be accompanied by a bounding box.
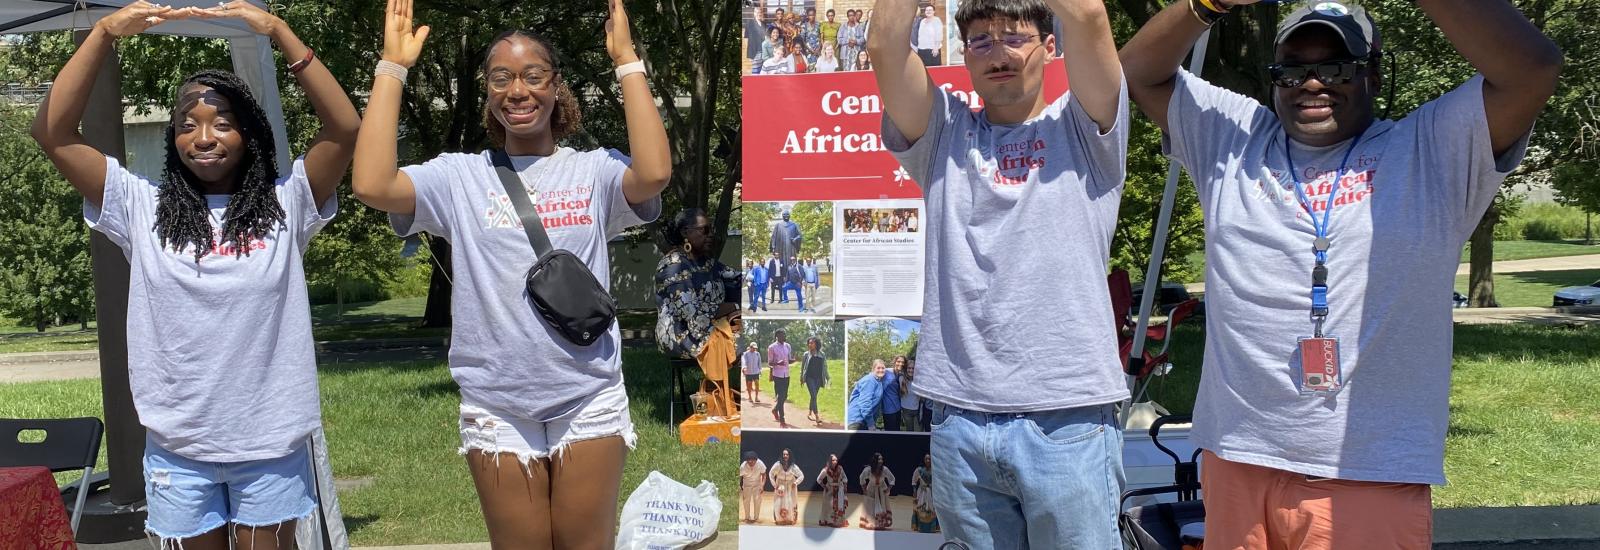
[1402,75,1530,241]
[596,149,661,238]
[391,154,462,239]
[1163,69,1273,194]
[281,156,338,250]
[882,89,965,191]
[1063,76,1131,191]
[84,155,144,253]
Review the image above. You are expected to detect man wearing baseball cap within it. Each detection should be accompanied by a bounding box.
[1121,0,1560,547]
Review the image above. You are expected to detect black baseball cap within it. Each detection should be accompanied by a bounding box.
[1275,2,1381,59]
[744,451,758,461]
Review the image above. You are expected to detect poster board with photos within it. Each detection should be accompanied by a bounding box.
[738,1,1069,547]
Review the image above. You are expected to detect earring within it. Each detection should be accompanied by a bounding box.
[684,242,693,254]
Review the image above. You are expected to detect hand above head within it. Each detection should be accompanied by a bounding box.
[605,0,639,64]
[382,0,431,67]
[96,1,192,37]
[191,1,281,36]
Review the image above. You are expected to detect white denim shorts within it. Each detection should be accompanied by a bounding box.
[458,377,637,464]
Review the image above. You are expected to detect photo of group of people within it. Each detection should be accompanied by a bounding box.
[845,318,928,432]
[741,319,848,430]
[739,431,940,533]
[743,201,835,318]
[743,1,958,76]
[843,208,919,233]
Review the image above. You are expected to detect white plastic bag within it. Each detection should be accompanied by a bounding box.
[615,471,722,550]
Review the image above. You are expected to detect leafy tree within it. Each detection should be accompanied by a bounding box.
[843,318,917,390]
[5,0,741,327]
[738,201,779,265]
[786,201,833,263]
[1104,0,1595,306]
[0,105,94,331]
[738,319,845,359]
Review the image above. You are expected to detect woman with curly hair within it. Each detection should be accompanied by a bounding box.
[351,0,671,546]
[31,1,358,547]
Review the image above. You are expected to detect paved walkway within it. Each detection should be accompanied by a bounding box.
[1184,253,1600,294]
[1455,253,1600,276]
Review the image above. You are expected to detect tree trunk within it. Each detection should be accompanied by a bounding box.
[1468,203,1500,308]
[335,286,346,317]
[422,237,454,328]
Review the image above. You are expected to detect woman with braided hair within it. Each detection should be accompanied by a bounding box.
[352,0,671,546]
[30,2,358,548]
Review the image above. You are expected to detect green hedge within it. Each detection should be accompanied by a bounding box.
[1496,203,1593,241]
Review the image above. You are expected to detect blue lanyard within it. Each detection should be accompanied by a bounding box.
[1283,129,1364,334]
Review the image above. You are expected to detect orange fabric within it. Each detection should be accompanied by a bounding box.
[1200,451,1432,550]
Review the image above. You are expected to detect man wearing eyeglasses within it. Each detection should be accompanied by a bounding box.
[869,0,1128,546]
[1121,1,1560,547]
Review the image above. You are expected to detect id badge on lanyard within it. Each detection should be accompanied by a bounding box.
[1286,130,1363,396]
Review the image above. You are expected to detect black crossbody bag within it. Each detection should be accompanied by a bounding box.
[491,149,616,346]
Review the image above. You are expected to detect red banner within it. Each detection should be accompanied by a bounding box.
[741,60,1070,202]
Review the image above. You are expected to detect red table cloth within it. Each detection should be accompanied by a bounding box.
[0,466,75,549]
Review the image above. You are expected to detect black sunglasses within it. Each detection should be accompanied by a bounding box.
[1266,57,1374,88]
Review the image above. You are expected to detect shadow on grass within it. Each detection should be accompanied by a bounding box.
[1453,324,1600,362]
[1446,423,1495,439]
[1496,268,1600,288]
[621,348,706,427]
[341,514,380,535]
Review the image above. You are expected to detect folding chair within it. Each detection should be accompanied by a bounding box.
[0,417,105,536]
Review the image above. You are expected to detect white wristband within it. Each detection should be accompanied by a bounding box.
[614,60,646,82]
[375,60,408,85]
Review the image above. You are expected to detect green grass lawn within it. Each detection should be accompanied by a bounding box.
[1454,268,1600,308]
[799,358,848,426]
[6,319,1596,540]
[0,348,737,545]
[1133,322,1600,508]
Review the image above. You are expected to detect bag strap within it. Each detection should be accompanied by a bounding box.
[490,148,554,256]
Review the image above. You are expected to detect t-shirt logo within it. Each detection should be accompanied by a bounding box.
[1313,2,1350,16]
[171,227,270,258]
[482,186,599,231]
[483,188,532,229]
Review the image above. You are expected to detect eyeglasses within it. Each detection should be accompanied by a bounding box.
[963,33,1040,57]
[1266,58,1372,88]
[488,67,555,93]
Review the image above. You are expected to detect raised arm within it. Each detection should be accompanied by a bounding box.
[351,0,430,214]
[1118,0,1217,133]
[866,0,938,144]
[607,0,672,205]
[1417,0,1561,156]
[198,1,360,207]
[1046,0,1121,132]
[31,2,184,208]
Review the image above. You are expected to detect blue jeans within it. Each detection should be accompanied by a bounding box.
[783,281,806,311]
[749,283,767,310]
[929,401,1124,550]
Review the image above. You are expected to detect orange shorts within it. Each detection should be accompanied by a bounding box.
[1199,451,1432,550]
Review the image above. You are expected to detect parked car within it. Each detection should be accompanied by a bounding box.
[1130,281,1201,317]
[1553,280,1600,307]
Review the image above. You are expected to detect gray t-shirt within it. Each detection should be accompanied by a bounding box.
[85,156,335,462]
[883,81,1131,413]
[1165,71,1529,484]
[392,148,660,421]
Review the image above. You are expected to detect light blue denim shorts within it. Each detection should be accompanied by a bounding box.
[142,434,317,542]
